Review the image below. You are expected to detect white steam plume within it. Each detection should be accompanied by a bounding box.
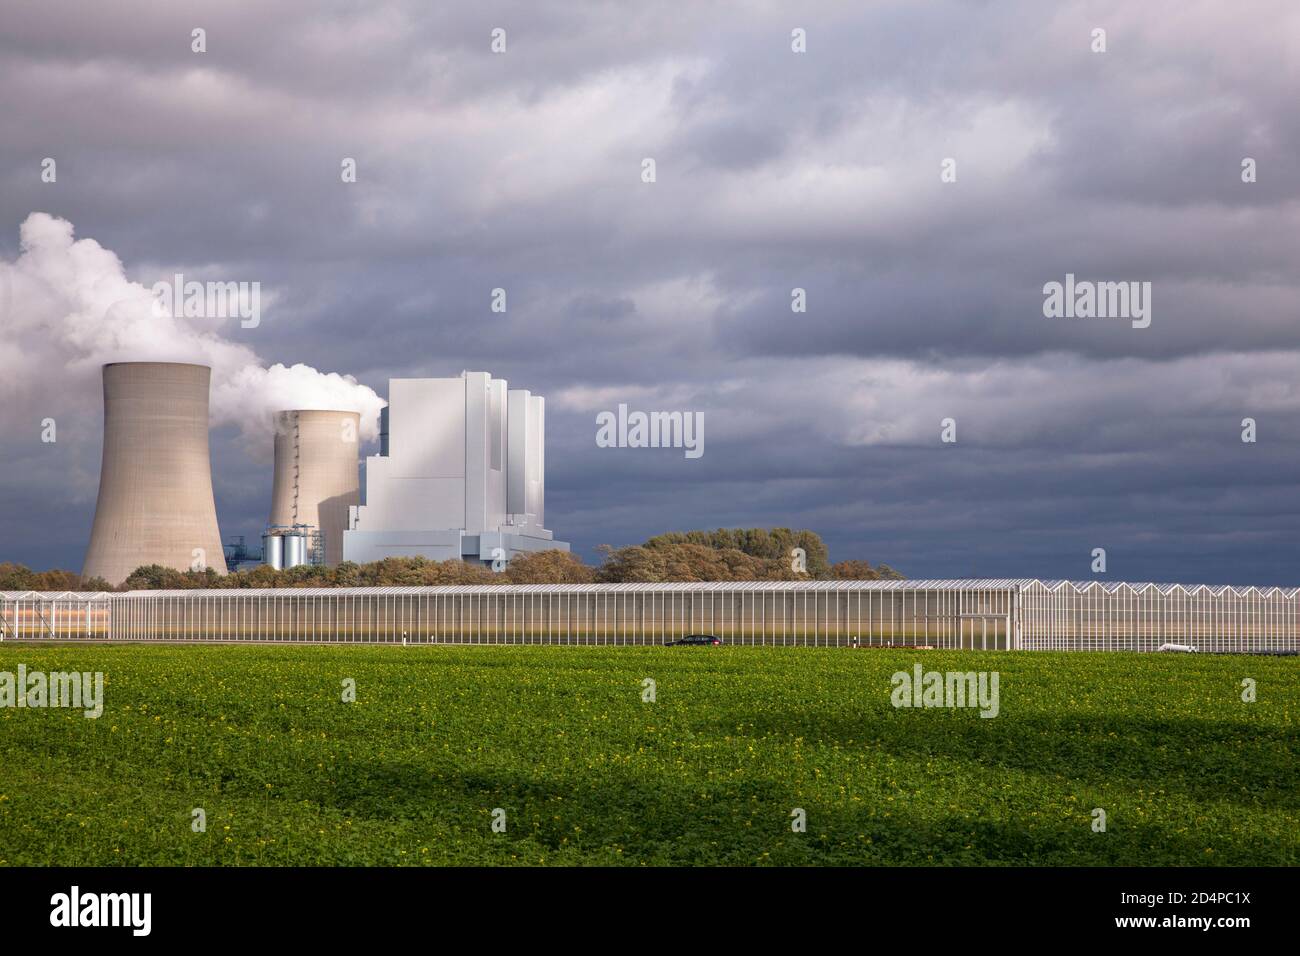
[0,212,384,443]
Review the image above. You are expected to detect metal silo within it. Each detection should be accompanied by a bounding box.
[82,362,228,585]
[282,532,307,568]
[262,532,284,570]
[268,409,361,566]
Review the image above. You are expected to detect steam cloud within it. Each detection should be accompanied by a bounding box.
[0,212,384,443]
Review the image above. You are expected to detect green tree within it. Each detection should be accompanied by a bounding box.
[0,562,36,590]
[641,527,832,577]
[831,560,881,580]
[503,550,596,584]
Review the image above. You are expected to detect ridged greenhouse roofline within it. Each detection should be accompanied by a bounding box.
[6,579,1299,600]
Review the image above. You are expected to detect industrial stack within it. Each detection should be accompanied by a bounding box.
[82,362,228,585]
[265,409,361,569]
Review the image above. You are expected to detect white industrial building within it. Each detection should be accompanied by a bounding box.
[343,371,568,566]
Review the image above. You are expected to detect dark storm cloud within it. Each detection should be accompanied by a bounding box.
[2,0,1299,583]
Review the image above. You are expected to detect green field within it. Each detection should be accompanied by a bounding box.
[0,644,1295,865]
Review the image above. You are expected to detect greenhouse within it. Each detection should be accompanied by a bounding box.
[3,580,1298,653]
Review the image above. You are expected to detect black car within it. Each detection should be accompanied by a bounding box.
[665,634,722,646]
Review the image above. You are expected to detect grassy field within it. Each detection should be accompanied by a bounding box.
[0,644,1295,866]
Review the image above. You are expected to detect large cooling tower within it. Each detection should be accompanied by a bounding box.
[269,410,361,566]
[82,362,228,585]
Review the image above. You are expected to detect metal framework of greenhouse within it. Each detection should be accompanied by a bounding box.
[0,580,1294,655]
[2,580,1298,652]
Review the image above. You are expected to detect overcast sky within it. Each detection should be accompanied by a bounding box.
[2,0,1298,583]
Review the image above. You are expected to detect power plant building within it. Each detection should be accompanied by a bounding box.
[82,362,228,585]
[344,371,567,566]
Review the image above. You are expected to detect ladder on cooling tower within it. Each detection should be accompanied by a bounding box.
[292,419,301,524]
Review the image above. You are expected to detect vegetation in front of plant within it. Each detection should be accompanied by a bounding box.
[0,645,1293,866]
[0,526,904,593]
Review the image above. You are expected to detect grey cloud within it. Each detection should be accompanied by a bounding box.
[2,0,1299,584]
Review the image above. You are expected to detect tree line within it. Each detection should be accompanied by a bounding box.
[0,527,903,592]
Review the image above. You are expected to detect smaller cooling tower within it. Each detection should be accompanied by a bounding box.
[269,410,361,567]
[82,362,228,585]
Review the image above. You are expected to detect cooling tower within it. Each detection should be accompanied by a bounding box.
[82,362,228,585]
[269,410,361,566]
